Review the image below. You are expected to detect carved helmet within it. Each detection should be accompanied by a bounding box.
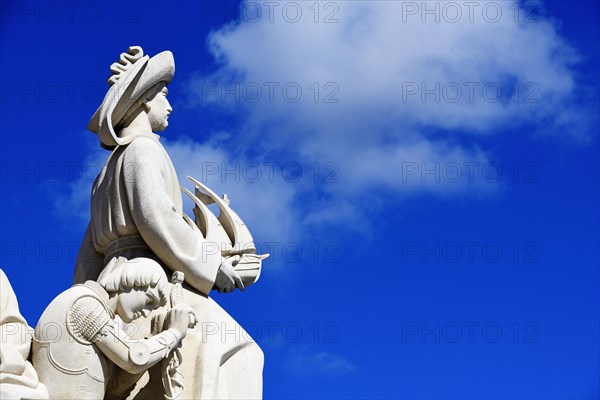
[88,46,175,150]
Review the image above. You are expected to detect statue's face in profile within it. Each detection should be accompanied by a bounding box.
[116,285,161,323]
[146,84,172,132]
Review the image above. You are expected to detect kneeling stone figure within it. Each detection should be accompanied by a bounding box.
[32,258,193,400]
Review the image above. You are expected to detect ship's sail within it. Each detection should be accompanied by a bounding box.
[181,186,232,254]
[187,176,256,255]
[181,176,269,288]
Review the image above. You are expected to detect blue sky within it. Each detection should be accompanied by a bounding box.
[1,1,599,398]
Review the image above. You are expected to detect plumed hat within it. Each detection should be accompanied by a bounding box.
[88,46,175,149]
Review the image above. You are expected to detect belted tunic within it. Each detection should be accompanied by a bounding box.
[74,133,221,295]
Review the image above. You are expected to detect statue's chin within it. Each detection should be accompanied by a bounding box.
[153,122,168,132]
[122,315,134,323]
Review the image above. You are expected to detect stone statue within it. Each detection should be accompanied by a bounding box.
[31,258,195,400]
[0,269,49,400]
[73,46,265,399]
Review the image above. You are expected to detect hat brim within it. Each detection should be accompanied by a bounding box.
[89,50,175,149]
[88,55,148,134]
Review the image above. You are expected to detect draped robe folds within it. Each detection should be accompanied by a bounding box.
[73,133,263,399]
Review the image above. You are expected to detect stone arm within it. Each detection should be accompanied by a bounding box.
[95,319,183,375]
[122,139,221,295]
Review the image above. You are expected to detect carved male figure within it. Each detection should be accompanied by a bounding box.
[32,258,193,399]
[74,46,263,399]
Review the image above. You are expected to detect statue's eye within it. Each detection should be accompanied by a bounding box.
[146,292,160,308]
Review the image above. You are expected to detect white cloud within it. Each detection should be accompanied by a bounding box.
[164,136,299,245]
[48,136,107,227]
[183,1,585,236]
[57,1,588,243]
[284,344,358,376]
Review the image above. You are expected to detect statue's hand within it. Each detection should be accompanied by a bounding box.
[214,258,245,293]
[151,310,169,334]
[166,305,195,339]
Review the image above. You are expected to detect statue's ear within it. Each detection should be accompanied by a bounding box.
[142,100,152,112]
